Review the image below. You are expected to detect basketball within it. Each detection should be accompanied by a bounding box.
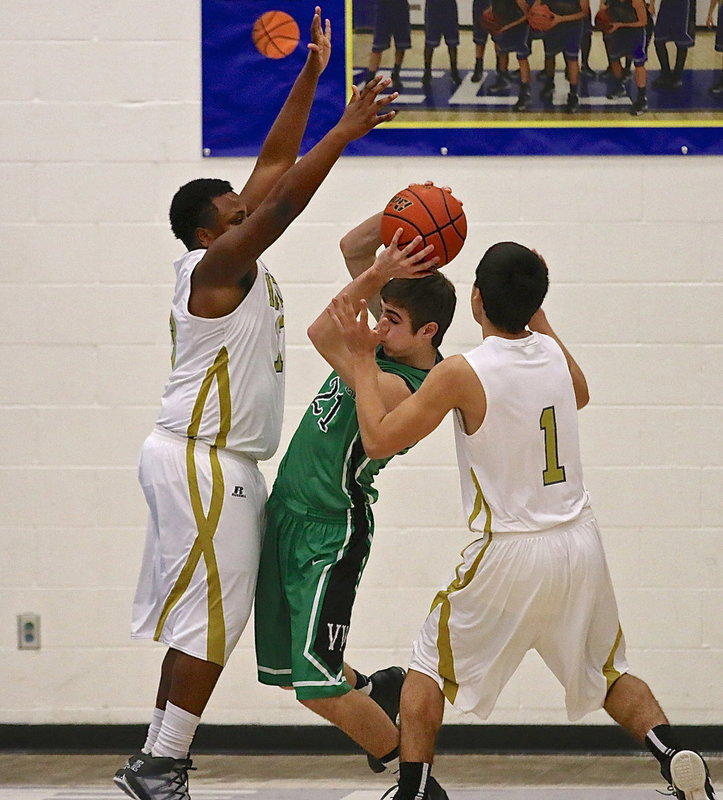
[252,11,300,59]
[480,8,504,35]
[380,184,467,267]
[528,3,556,31]
[594,7,615,32]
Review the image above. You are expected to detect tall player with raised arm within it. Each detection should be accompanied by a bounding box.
[113,9,400,800]
[331,242,717,800]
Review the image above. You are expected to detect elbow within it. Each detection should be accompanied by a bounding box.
[364,444,388,460]
[307,322,321,346]
[362,436,390,460]
[576,387,590,410]
[339,232,353,258]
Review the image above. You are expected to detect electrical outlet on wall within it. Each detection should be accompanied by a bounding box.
[17,614,40,650]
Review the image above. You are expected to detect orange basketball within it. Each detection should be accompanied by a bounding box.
[252,11,300,59]
[528,3,556,31]
[594,7,615,32]
[480,7,505,35]
[380,184,467,268]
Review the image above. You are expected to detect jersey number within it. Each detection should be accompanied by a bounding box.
[539,406,566,486]
[265,273,284,374]
[312,376,345,432]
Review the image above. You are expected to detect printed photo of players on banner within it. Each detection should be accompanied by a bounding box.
[201,0,723,156]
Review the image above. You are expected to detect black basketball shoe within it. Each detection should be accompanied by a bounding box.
[379,775,450,800]
[366,666,406,773]
[662,750,717,800]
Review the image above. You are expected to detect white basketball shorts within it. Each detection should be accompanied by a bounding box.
[409,507,629,721]
[131,427,267,666]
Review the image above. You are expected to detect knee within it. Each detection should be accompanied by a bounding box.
[298,695,338,719]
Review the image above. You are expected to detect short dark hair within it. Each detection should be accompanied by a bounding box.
[474,242,548,333]
[380,272,457,349]
[169,178,234,250]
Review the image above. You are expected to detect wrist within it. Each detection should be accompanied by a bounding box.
[368,260,393,287]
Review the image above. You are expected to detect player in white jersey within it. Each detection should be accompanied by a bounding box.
[113,8,402,800]
[331,241,717,800]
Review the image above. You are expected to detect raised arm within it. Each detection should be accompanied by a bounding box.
[308,229,438,387]
[190,77,398,317]
[239,7,332,213]
[528,308,590,409]
[339,212,384,319]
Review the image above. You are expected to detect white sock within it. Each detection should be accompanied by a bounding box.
[152,702,200,760]
[142,707,165,754]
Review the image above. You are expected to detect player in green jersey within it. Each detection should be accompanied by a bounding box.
[254,213,456,793]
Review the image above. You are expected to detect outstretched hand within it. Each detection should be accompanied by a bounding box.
[307,6,331,74]
[374,227,439,281]
[327,296,380,357]
[337,76,398,140]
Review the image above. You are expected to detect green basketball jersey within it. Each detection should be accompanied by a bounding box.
[272,347,439,517]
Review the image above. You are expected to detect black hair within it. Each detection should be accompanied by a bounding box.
[474,242,548,333]
[380,272,457,349]
[169,178,234,250]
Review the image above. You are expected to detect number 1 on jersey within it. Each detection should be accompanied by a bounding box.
[539,406,566,486]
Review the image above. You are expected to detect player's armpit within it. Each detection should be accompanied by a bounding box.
[357,356,476,459]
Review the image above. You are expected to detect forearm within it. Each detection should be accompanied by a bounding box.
[353,354,390,456]
[240,57,324,212]
[560,10,586,21]
[257,57,321,169]
[308,261,387,346]
[339,213,384,318]
[340,213,383,279]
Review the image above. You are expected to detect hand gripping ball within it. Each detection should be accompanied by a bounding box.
[528,4,556,31]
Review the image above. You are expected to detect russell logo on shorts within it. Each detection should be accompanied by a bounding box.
[231,486,246,498]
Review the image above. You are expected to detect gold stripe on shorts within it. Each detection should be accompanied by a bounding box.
[602,624,624,690]
[154,346,232,666]
[431,526,494,705]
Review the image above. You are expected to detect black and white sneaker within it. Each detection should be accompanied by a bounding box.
[663,750,717,800]
[366,666,406,773]
[630,95,648,115]
[114,752,146,799]
[379,775,450,800]
[426,776,450,799]
[115,754,195,800]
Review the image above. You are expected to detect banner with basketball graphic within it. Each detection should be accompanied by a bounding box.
[202,0,723,156]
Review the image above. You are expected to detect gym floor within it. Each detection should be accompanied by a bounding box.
[1,753,721,800]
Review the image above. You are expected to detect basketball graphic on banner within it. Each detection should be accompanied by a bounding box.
[252,11,300,59]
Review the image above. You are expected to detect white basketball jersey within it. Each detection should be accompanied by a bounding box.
[454,332,589,533]
[156,249,285,460]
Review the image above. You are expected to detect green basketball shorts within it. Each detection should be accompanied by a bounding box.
[254,493,374,700]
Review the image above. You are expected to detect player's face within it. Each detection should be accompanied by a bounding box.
[376,300,424,359]
[203,192,248,243]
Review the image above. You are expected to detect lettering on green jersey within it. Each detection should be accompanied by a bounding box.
[311,376,345,432]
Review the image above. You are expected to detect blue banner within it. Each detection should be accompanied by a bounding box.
[202,0,723,156]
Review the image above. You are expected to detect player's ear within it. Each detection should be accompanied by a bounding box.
[471,287,486,319]
[420,321,438,341]
[195,227,213,248]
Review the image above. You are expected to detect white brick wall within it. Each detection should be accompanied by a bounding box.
[0,0,721,729]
